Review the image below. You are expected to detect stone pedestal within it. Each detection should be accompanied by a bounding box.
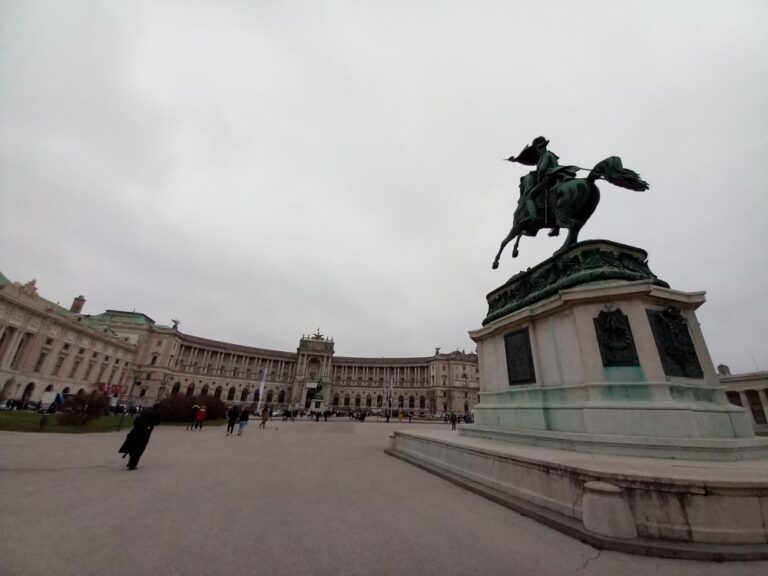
[388,241,768,559]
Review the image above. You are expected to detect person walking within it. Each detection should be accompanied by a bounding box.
[237,407,250,436]
[450,413,457,431]
[187,404,200,430]
[226,405,240,436]
[194,405,207,430]
[258,406,269,430]
[119,404,160,470]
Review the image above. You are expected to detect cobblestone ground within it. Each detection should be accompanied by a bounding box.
[1,419,766,576]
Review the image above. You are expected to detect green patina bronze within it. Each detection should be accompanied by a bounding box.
[483,240,668,325]
[492,137,648,269]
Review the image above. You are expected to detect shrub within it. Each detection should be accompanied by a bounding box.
[56,391,111,426]
[157,394,226,422]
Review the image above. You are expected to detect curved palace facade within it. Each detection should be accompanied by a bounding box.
[1,272,479,415]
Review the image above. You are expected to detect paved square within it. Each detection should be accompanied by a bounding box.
[1,420,766,576]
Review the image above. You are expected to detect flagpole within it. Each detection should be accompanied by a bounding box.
[256,369,267,414]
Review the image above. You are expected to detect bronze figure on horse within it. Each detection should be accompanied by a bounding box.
[492,137,649,269]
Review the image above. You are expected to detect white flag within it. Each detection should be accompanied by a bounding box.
[256,369,267,413]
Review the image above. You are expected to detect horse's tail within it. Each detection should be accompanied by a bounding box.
[587,156,649,191]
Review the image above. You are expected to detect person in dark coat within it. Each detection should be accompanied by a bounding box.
[119,405,160,470]
[237,408,250,436]
[226,405,240,436]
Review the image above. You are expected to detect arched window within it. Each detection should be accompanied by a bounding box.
[227,387,236,400]
[266,390,273,403]
[278,390,286,404]
[240,388,250,401]
[201,385,209,396]
[398,395,404,408]
[344,395,350,407]
[171,382,181,396]
[254,389,260,402]
[366,395,372,407]
[419,395,426,409]
[333,394,339,406]
[77,388,85,395]
[464,402,469,413]
[377,395,383,407]
[355,396,361,407]
[186,383,195,396]
[62,386,70,395]
[44,384,54,392]
[139,388,147,397]
[214,386,223,399]
[19,383,34,404]
[409,395,415,408]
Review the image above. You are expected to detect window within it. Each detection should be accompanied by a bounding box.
[746,390,767,424]
[68,358,82,379]
[34,351,48,373]
[227,387,236,401]
[171,382,181,396]
[51,355,67,376]
[150,356,158,366]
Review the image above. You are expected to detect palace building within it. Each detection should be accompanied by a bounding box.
[0,271,480,415]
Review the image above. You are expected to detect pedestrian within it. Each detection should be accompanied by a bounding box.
[226,405,240,436]
[258,406,269,429]
[408,411,413,423]
[237,407,250,436]
[187,404,200,431]
[450,413,457,430]
[195,405,207,430]
[118,404,160,470]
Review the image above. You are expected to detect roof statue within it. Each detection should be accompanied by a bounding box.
[492,137,648,269]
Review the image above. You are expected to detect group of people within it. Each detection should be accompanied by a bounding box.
[226,405,271,436]
[446,413,472,430]
[186,405,207,430]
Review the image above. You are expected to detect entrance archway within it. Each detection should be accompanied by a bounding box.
[1,379,15,401]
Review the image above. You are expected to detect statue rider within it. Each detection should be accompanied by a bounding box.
[508,136,575,226]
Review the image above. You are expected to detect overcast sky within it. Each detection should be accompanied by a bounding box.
[1,1,766,373]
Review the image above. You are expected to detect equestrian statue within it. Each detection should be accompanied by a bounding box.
[491,137,648,269]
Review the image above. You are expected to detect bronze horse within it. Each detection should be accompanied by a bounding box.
[492,156,648,269]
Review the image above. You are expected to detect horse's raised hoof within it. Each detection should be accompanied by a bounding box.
[548,228,560,237]
[492,261,499,270]
[512,249,519,258]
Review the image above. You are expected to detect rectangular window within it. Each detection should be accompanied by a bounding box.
[51,355,67,376]
[745,390,767,425]
[68,358,82,379]
[34,351,48,373]
[84,362,95,380]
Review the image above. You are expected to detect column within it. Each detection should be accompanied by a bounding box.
[739,391,755,424]
[0,329,23,368]
[759,389,768,423]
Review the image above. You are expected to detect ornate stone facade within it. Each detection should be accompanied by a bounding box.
[0,272,479,415]
[721,369,768,431]
[0,273,135,406]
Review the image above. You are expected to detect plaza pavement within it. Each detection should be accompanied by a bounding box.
[1,418,766,576]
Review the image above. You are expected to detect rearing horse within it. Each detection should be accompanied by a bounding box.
[492,156,648,269]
